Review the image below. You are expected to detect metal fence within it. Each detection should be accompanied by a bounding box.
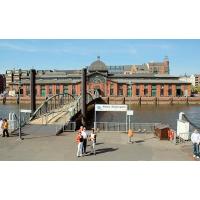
[55,121,76,134]
[176,132,192,144]
[94,122,160,133]
[8,112,31,133]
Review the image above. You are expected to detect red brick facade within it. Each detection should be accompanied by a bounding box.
[20,81,191,98]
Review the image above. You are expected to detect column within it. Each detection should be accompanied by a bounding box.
[45,85,49,96]
[148,84,152,97]
[36,85,40,97]
[156,84,161,97]
[172,84,176,97]
[187,84,191,96]
[132,84,136,97]
[23,85,26,97]
[123,84,128,97]
[164,84,168,97]
[140,84,144,97]
[60,84,64,94]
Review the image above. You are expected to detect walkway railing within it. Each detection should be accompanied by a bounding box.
[95,122,160,133]
[30,93,75,120]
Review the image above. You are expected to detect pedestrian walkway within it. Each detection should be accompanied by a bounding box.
[0,130,194,161]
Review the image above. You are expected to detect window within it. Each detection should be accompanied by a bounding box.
[63,85,68,94]
[72,84,76,95]
[127,84,132,97]
[26,85,30,96]
[144,84,148,96]
[136,84,140,96]
[168,85,172,96]
[40,85,46,97]
[151,84,157,97]
[118,84,123,96]
[160,84,164,96]
[56,84,60,94]
[110,83,114,96]
[49,85,53,95]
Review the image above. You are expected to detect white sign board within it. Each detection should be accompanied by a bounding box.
[127,110,134,115]
[95,104,127,112]
[20,109,32,113]
[9,90,16,97]
[177,120,190,140]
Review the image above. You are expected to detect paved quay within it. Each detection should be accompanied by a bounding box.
[0,130,194,161]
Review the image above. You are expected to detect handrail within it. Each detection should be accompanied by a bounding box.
[182,114,200,130]
[30,93,75,120]
[30,91,99,121]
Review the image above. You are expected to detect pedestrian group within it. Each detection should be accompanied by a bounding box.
[76,126,96,157]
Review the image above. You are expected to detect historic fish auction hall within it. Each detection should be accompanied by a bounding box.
[6,57,191,100]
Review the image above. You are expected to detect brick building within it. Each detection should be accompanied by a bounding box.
[6,58,191,98]
[195,74,200,86]
[0,74,6,94]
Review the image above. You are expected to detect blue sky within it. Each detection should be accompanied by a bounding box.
[0,39,199,75]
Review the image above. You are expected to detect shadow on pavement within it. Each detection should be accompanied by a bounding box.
[95,147,118,155]
[23,135,56,140]
[135,140,145,143]
[95,142,104,145]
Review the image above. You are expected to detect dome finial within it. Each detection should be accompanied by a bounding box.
[97,56,100,60]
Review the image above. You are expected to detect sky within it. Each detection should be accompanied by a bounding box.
[0,39,199,75]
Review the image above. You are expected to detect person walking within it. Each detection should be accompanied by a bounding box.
[191,129,200,159]
[76,130,83,157]
[2,119,9,137]
[81,127,88,154]
[128,129,134,143]
[90,128,97,155]
[0,118,3,136]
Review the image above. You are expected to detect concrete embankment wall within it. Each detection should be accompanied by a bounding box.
[1,96,200,105]
[102,97,200,105]
[0,97,46,105]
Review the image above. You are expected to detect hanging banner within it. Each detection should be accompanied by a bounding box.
[95,104,127,112]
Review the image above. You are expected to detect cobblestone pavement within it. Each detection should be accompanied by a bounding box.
[0,131,194,161]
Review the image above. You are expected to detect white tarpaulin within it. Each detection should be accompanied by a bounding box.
[95,104,127,112]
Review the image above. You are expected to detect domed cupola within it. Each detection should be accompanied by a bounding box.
[88,56,108,72]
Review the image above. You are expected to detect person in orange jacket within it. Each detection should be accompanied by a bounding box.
[76,130,83,157]
[2,119,9,137]
[128,129,134,143]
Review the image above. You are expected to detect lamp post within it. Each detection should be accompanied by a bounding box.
[17,69,23,141]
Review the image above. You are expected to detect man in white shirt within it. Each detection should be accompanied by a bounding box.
[191,129,200,159]
[81,127,88,154]
[0,118,3,136]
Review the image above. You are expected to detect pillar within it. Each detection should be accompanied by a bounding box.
[156,84,161,97]
[164,84,168,97]
[30,69,36,115]
[172,84,176,97]
[148,84,152,97]
[140,84,144,97]
[132,84,136,97]
[123,84,128,97]
[81,68,87,127]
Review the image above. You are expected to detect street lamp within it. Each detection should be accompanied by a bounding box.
[17,69,23,141]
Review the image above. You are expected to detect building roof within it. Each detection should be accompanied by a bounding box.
[88,59,108,72]
[112,79,190,84]
[109,73,178,78]
[20,79,81,84]
[148,62,164,66]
